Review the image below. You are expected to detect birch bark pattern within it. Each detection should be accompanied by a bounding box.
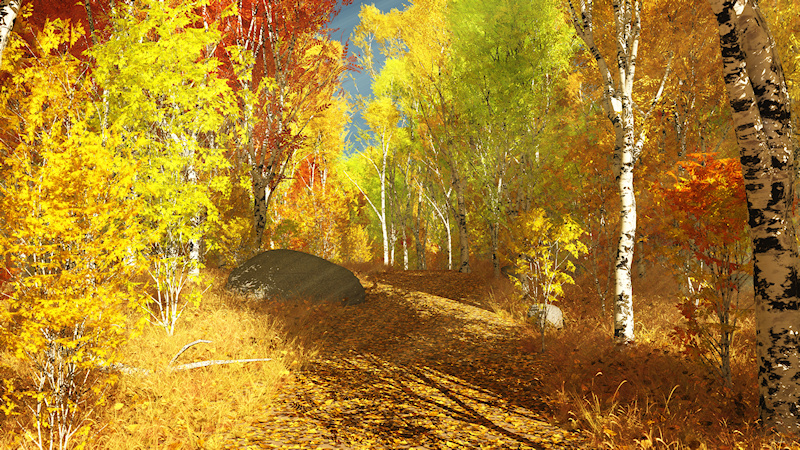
[708,0,800,433]
[567,0,643,343]
[0,0,19,68]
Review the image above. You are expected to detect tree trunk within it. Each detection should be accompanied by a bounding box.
[709,0,800,433]
[414,189,427,270]
[0,0,20,68]
[567,0,669,344]
[343,169,389,266]
[380,139,391,266]
[389,223,396,267]
[490,221,500,278]
[252,167,269,250]
[402,227,408,270]
[425,190,452,270]
[614,137,636,343]
[452,170,471,273]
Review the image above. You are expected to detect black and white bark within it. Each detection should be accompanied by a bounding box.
[0,0,20,68]
[451,165,471,273]
[708,0,800,433]
[345,130,393,266]
[413,184,428,270]
[423,185,453,271]
[567,0,670,343]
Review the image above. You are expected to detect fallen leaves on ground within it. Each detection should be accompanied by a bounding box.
[223,271,588,449]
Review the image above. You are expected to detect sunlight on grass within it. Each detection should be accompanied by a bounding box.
[95,271,308,449]
[3,262,800,449]
[481,263,796,449]
[0,269,311,449]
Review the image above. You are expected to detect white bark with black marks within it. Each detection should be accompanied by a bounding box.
[567,0,670,343]
[708,0,800,433]
[0,0,19,68]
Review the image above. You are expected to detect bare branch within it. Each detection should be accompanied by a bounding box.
[168,339,212,367]
[170,358,273,372]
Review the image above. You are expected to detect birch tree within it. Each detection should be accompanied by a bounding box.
[566,0,670,343]
[208,0,351,251]
[707,0,800,433]
[347,96,399,266]
[0,0,20,67]
[448,0,571,277]
[90,0,233,335]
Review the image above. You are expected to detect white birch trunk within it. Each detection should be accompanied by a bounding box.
[424,190,452,270]
[177,132,201,277]
[0,0,20,68]
[452,169,471,274]
[568,0,669,343]
[414,184,428,270]
[379,136,390,266]
[251,166,270,250]
[708,0,800,433]
[343,168,389,266]
[402,227,409,270]
[614,133,636,342]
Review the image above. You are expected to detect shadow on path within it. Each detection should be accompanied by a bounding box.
[228,272,588,449]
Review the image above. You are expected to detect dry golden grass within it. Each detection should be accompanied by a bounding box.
[4,260,800,449]
[94,269,314,449]
[0,268,311,450]
[492,263,799,449]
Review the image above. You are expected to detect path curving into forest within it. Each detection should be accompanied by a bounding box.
[226,271,589,449]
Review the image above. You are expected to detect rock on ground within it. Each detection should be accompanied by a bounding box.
[528,303,564,329]
[225,249,365,305]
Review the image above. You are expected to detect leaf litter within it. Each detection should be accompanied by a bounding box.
[223,271,589,449]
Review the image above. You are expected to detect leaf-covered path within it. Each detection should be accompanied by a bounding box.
[226,271,589,449]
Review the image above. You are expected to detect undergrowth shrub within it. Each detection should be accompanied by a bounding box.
[0,269,309,449]
[480,260,791,448]
[502,209,587,350]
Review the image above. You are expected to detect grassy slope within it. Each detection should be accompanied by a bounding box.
[2,264,799,449]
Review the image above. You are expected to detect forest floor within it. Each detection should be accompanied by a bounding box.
[224,270,589,449]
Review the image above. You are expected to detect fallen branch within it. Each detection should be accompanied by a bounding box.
[168,339,212,367]
[98,339,272,376]
[170,358,273,371]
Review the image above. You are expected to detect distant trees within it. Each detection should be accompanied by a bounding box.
[3,0,800,439]
[348,0,572,273]
[203,0,354,252]
[448,0,571,277]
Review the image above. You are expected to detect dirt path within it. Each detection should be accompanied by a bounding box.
[226,271,588,449]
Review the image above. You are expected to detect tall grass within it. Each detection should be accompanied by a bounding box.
[487,261,796,449]
[0,269,309,449]
[3,259,799,449]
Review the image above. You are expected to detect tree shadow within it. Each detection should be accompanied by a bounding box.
[234,273,588,448]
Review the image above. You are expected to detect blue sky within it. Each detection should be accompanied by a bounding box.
[329,0,407,148]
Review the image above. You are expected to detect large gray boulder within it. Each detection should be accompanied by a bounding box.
[527,303,564,329]
[225,249,365,306]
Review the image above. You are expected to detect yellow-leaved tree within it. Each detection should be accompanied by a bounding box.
[504,209,587,350]
[0,19,145,448]
[88,0,234,336]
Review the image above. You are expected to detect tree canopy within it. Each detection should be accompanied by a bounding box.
[1,0,800,444]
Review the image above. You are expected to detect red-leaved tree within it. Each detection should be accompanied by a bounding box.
[205,0,355,251]
[659,153,750,386]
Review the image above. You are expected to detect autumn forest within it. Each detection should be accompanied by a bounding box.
[1,0,800,448]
